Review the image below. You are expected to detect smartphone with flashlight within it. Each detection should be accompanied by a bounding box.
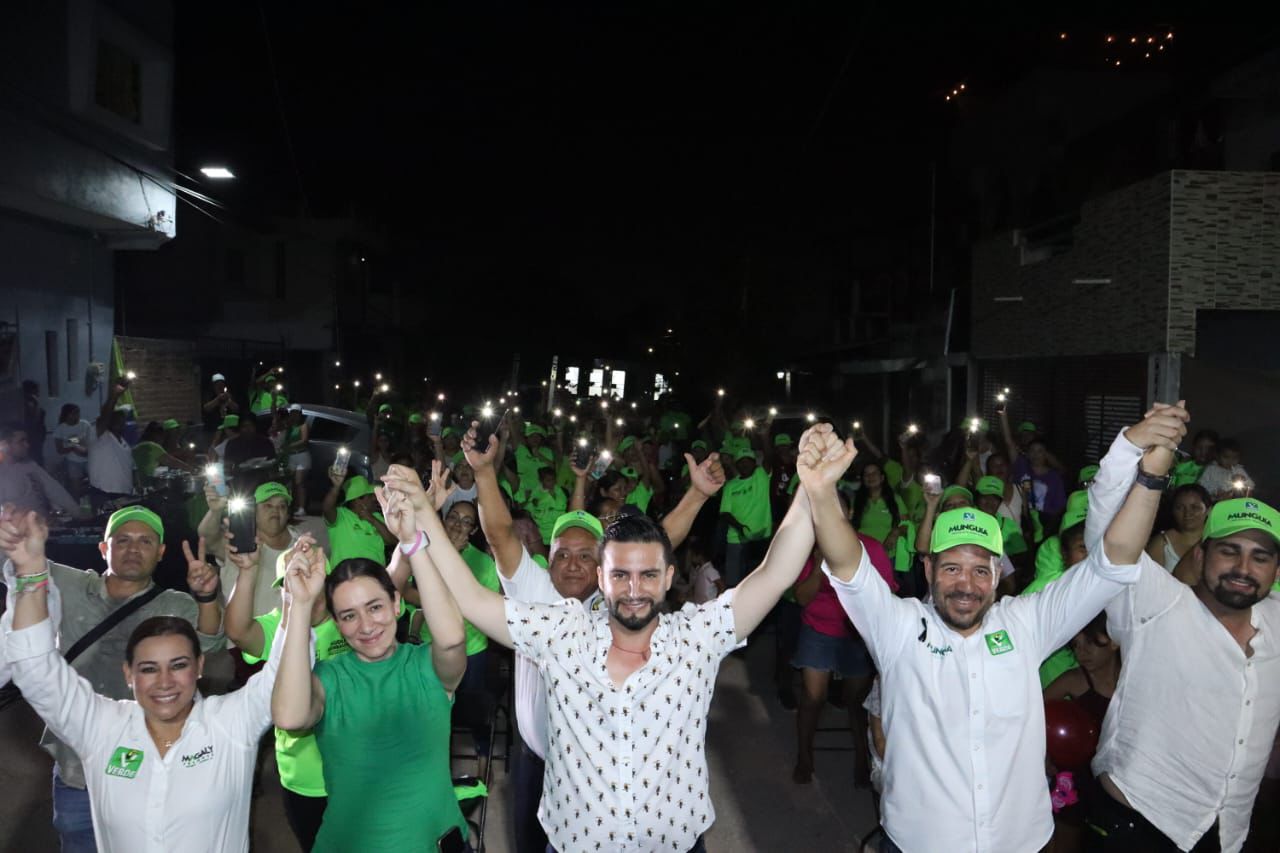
[227,496,258,553]
[206,462,227,497]
[573,438,593,470]
[428,413,443,437]
[923,473,942,496]
[590,450,613,480]
[472,409,505,454]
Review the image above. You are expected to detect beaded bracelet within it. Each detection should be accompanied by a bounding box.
[14,570,50,593]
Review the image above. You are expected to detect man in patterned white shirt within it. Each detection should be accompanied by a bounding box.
[383,424,846,852]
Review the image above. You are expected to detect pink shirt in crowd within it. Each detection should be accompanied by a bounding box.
[798,535,897,637]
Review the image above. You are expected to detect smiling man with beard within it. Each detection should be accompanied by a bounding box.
[811,409,1181,853]
[1079,401,1280,853]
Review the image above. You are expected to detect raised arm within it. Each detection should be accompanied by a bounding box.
[1102,405,1186,565]
[462,422,523,577]
[407,545,467,693]
[321,467,344,526]
[196,484,228,559]
[96,381,126,437]
[915,489,941,554]
[381,463,513,649]
[181,537,224,639]
[661,452,725,549]
[222,533,266,659]
[732,425,852,638]
[271,540,327,731]
[802,426,863,583]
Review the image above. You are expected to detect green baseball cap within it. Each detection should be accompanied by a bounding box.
[551,510,605,543]
[975,475,1005,497]
[1078,464,1099,485]
[408,413,425,425]
[104,505,164,541]
[774,434,793,447]
[930,507,1003,556]
[1061,490,1089,531]
[254,481,292,504]
[343,475,375,503]
[1203,498,1280,546]
[733,448,756,462]
[219,414,240,429]
[525,423,547,437]
[691,439,709,450]
[264,374,277,383]
[272,546,332,588]
[617,436,637,453]
[620,466,640,480]
[163,418,181,431]
[1018,421,1037,433]
[378,403,392,414]
[442,427,460,439]
[940,485,973,506]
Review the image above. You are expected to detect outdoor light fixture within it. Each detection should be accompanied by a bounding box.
[806,413,817,423]
[200,166,235,179]
[776,372,785,379]
[743,418,756,430]
[769,407,778,416]
[553,408,563,417]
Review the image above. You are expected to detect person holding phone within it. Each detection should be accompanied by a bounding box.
[1,506,270,853]
[271,483,470,853]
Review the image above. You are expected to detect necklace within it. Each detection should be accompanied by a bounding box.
[611,642,650,660]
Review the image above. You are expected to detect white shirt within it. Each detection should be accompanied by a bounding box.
[824,544,1139,853]
[505,590,741,852]
[88,430,134,494]
[690,562,721,605]
[3,617,283,853]
[498,546,602,760]
[441,484,479,518]
[53,420,93,464]
[1198,461,1254,498]
[215,530,301,619]
[1087,432,1280,853]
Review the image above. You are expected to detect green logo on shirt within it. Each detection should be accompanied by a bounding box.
[105,747,144,779]
[984,630,1014,656]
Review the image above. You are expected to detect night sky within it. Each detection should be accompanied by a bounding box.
[171,3,1264,377]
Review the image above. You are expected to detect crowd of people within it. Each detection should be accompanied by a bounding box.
[0,369,1277,853]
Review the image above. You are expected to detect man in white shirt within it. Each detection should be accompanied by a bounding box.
[814,410,1180,853]
[87,381,135,510]
[462,426,726,853]
[1081,403,1280,852]
[383,424,837,852]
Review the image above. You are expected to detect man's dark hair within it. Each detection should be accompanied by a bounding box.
[325,558,397,617]
[126,616,201,664]
[1192,429,1219,446]
[1059,521,1086,563]
[601,513,676,570]
[1079,611,1111,646]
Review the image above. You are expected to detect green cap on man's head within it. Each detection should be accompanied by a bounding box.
[551,510,604,543]
[1018,421,1037,433]
[219,414,240,429]
[1203,498,1280,546]
[163,418,181,431]
[617,436,637,453]
[930,507,1003,556]
[254,481,292,505]
[378,404,392,414]
[940,485,973,506]
[733,448,756,462]
[104,505,164,542]
[343,475,375,503]
[1078,464,1100,485]
[691,439,709,450]
[774,434,793,447]
[975,475,1005,497]
[525,423,547,438]
[1061,490,1089,531]
[408,413,425,425]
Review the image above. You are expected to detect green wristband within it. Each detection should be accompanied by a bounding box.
[14,570,51,592]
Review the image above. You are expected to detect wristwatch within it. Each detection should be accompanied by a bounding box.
[1134,467,1170,491]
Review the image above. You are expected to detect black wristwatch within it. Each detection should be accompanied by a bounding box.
[1134,467,1170,491]
[192,585,221,604]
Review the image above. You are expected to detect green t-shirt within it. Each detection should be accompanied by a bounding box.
[515,444,555,495]
[533,553,548,569]
[721,467,772,544]
[898,478,926,526]
[882,458,905,490]
[245,610,351,796]
[1171,459,1204,488]
[1000,516,1029,557]
[313,642,467,851]
[251,390,289,415]
[132,441,166,477]
[626,481,654,513]
[326,506,388,566]
[521,485,568,544]
[556,456,577,494]
[418,544,500,656]
[1027,536,1065,593]
[855,494,908,545]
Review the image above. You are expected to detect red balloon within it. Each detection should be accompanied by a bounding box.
[1044,699,1100,770]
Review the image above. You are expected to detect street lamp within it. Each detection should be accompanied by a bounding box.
[199,166,235,179]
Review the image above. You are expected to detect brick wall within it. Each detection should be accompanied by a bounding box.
[115,335,201,427]
[971,173,1171,360]
[1167,170,1280,355]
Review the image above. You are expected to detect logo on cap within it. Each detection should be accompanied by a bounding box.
[963,511,976,521]
[1245,501,1259,510]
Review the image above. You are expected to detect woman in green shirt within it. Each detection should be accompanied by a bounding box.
[850,460,908,553]
[272,491,470,852]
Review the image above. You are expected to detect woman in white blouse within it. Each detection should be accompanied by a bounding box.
[1,508,290,853]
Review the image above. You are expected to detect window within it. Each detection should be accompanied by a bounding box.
[563,366,580,395]
[653,373,669,401]
[306,416,358,444]
[609,369,626,400]
[588,369,605,397]
[94,40,142,124]
[1083,394,1143,463]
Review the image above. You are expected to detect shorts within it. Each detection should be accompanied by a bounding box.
[288,451,312,472]
[791,622,873,678]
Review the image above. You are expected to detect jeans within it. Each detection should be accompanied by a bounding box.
[512,743,549,853]
[52,769,96,853]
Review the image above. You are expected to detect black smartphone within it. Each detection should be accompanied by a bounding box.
[436,826,466,853]
[227,496,258,553]
[573,438,593,470]
[428,414,443,437]
[472,409,505,454]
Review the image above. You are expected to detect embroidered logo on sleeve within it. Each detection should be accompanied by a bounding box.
[984,630,1015,656]
[105,747,145,779]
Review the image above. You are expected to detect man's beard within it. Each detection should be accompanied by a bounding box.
[1210,574,1265,610]
[932,587,993,632]
[611,597,660,631]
